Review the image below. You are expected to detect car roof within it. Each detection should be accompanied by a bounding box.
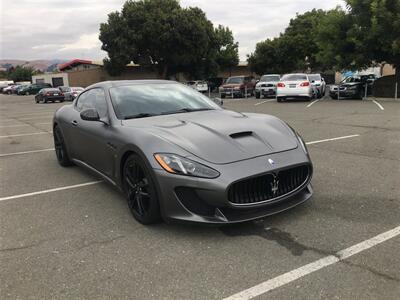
[86,80,175,90]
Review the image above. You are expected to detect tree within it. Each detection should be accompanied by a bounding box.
[315,8,355,71]
[345,0,400,80]
[99,0,239,78]
[248,9,330,75]
[214,25,239,73]
[248,38,292,75]
[7,66,36,82]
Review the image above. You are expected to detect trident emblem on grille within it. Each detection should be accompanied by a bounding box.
[270,174,279,196]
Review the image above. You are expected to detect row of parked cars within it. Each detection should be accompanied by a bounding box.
[218,73,326,101]
[1,82,84,103]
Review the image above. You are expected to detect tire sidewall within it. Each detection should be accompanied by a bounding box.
[123,154,161,224]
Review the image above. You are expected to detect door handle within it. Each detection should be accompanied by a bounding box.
[71,120,78,126]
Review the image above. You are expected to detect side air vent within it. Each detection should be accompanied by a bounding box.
[230,131,253,139]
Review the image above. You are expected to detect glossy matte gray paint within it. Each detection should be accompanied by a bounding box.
[53,80,313,224]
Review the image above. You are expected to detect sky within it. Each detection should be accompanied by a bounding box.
[0,0,344,61]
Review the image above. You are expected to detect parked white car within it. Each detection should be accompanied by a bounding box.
[0,80,14,92]
[255,74,281,99]
[308,74,326,98]
[187,81,208,93]
[276,73,316,102]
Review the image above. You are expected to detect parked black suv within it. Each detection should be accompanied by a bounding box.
[329,74,377,99]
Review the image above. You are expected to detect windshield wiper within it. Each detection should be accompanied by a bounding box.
[161,108,214,115]
[123,113,158,120]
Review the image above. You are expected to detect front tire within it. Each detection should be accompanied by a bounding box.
[53,126,73,167]
[255,92,260,99]
[123,154,161,225]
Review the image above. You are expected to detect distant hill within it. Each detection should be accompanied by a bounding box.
[0,59,68,72]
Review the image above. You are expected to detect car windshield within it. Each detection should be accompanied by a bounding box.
[226,77,244,84]
[308,74,321,81]
[281,74,308,81]
[260,75,280,82]
[109,83,220,119]
[342,76,361,83]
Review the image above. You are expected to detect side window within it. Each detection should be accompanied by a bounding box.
[76,88,108,119]
[76,91,89,111]
[91,89,108,118]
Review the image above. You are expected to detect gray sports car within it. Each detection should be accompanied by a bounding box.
[53,80,313,225]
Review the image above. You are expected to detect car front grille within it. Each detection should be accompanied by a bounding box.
[228,165,310,205]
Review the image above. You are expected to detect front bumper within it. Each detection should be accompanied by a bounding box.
[256,87,276,96]
[220,89,242,97]
[153,149,313,224]
[329,89,359,98]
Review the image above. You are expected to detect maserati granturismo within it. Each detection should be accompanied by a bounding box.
[53,80,313,225]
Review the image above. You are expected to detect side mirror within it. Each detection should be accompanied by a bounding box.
[321,78,325,82]
[213,97,224,107]
[80,108,100,121]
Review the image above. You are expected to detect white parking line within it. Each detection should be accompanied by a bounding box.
[224,225,400,300]
[0,181,103,202]
[307,98,322,108]
[0,122,51,128]
[0,132,52,138]
[306,134,360,145]
[372,100,384,111]
[0,148,54,157]
[17,116,53,121]
[254,99,276,106]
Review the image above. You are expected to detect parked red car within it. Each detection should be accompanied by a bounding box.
[219,76,256,98]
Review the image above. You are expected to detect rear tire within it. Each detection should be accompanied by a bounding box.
[123,154,161,225]
[53,126,73,167]
[277,97,283,102]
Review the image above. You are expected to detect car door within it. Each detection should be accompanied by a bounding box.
[72,88,115,177]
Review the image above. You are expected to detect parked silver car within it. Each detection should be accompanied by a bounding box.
[276,74,316,102]
[60,86,84,101]
[255,74,281,99]
[308,74,326,98]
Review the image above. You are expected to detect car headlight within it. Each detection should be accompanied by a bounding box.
[154,153,220,178]
[296,133,308,154]
[233,87,240,90]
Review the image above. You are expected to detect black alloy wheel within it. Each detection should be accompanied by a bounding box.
[123,154,161,224]
[53,126,73,167]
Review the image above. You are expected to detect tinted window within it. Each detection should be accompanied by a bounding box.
[281,74,308,81]
[59,87,70,92]
[260,75,280,82]
[76,88,108,118]
[308,74,321,81]
[226,77,244,84]
[109,83,219,120]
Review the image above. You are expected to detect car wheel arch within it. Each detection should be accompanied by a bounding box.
[117,146,167,219]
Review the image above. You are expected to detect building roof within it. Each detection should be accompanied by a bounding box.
[58,59,99,71]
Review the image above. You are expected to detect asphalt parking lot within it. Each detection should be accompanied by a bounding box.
[1,93,399,299]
